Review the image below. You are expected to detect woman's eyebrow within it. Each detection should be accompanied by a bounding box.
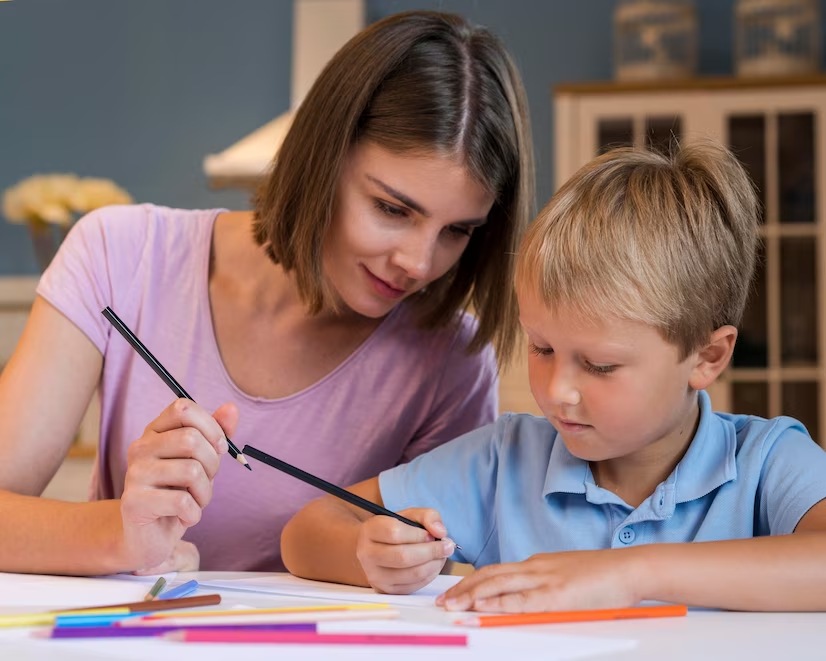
[366,174,429,216]
[365,174,488,226]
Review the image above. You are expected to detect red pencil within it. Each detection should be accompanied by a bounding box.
[167,630,468,646]
[458,603,687,627]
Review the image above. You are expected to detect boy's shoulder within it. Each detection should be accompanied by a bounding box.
[713,408,811,451]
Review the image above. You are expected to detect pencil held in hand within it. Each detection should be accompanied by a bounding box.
[243,444,459,548]
[101,307,250,470]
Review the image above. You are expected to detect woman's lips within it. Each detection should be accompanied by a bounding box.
[364,266,406,299]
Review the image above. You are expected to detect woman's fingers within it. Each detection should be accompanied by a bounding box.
[121,483,204,527]
[143,398,228,455]
[132,540,200,575]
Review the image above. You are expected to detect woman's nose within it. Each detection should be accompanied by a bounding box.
[391,231,437,280]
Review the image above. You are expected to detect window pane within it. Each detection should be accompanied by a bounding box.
[780,237,818,366]
[645,116,681,156]
[778,113,815,223]
[733,244,767,367]
[728,115,766,222]
[597,118,634,154]
[782,381,819,438]
[732,382,769,419]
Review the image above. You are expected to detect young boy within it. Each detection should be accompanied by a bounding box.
[281,142,826,612]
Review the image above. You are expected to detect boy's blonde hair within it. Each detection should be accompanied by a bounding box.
[516,142,760,358]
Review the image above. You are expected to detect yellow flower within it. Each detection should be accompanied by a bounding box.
[2,173,133,227]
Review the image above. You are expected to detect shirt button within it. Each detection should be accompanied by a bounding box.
[618,527,636,544]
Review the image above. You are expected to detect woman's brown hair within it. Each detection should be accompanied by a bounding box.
[253,10,534,366]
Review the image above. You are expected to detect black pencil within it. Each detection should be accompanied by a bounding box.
[101,306,251,470]
[243,444,458,547]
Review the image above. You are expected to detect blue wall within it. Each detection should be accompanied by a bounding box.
[0,0,812,274]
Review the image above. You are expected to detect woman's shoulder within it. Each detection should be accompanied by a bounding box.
[74,203,222,242]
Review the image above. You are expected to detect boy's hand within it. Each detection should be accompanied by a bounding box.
[436,549,640,612]
[356,508,456,594]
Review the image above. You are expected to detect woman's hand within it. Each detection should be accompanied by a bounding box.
[132,539,200,574]
[120,399,237,572]
[356,508,456,594]
[436,549,642,613]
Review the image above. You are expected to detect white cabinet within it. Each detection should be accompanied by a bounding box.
[552,75,826,446]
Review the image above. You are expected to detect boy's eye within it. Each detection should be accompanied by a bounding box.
[585,362,616,375]
[374,199,408,217]
[529,343,553,357]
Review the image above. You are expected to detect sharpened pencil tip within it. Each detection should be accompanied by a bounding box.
[236,454,252,470]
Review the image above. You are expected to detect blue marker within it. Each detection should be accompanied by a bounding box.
[157,579,199,600]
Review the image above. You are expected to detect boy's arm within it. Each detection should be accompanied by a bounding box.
[281,476,455,592]
[640,499,826,611]
[439,500,826,612]
[282,478,379,587]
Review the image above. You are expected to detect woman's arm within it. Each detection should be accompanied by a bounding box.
[0,298,230,575]
[0,297,131,573]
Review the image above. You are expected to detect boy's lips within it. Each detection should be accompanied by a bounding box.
[553,415,591,431]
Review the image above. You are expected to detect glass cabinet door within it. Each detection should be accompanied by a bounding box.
[596,115,682,155]
[726,109,820,439]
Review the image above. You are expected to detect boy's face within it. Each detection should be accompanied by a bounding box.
[517,289,701,464]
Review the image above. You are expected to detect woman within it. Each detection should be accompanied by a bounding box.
[0,10,534,574]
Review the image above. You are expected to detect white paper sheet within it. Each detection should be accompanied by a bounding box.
[197,573,461,607]
[0,572,176,612]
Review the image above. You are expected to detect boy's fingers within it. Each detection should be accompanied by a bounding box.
[375,539,455,569]
[397,508,450,540]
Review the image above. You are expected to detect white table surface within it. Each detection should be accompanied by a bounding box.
[1,571,824,660]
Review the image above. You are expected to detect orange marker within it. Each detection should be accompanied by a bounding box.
[458,603,687,627]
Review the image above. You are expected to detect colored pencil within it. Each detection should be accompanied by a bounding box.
[167,630,468,646]
[55,613,143,628]
[101,306,250,469]
[140,602,393,621]
[243,444,459,548]
[158,579,199,600]
[47,623,317,639]
[458,603,688,627]
[0,608,131,629]
[143,576,167,601]
[68,593,221,614]
[123,608,400,628]
[0,594,221,629]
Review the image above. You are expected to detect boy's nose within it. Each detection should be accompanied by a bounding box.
[546,366,581,406]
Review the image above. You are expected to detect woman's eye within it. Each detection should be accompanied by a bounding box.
[445,224,473,238]
[529,343,553,357]
[374,200,407,218]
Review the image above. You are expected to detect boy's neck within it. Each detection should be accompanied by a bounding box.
[589,396,701,508]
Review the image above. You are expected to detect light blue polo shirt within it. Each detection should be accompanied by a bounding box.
[379,391,826,568]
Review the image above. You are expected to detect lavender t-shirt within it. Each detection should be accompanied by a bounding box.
[37,204,498,570]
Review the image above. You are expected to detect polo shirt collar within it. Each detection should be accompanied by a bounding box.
[542,390,738,503]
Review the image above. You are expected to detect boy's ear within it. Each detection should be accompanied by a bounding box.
[688,325,738,391]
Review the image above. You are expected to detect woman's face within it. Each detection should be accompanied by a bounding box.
[323,141,495,319]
